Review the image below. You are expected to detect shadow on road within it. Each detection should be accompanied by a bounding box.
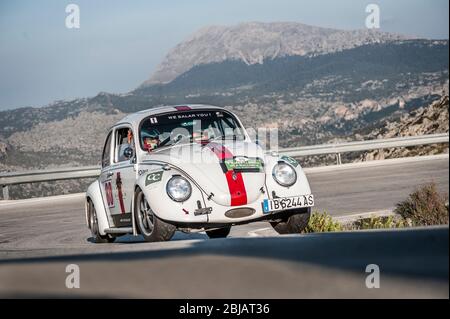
[1,227,448,282]
[87,231,209,244]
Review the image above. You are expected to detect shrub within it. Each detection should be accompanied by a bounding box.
[303,211,343,233]
[352,215,407,230]
[394,183,449,226]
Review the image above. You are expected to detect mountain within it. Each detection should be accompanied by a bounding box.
[135,38,448,147]
[359,95,449,161]
[143,22,409,85]
[136,40,448,102]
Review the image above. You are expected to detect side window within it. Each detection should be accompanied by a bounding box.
[101,132,112,168]
[115,127,135,163]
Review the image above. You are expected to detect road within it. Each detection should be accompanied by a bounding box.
[0,155,448,298]
[305,154,449,215]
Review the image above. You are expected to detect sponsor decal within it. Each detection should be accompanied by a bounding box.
[112,213,132,227]
[181,120,196,127]
[281,155,299,167]
[138,169,148,176]
[224,157,263,171]
[149,117,158,124]
[145,171,164,186]
[167,112,212,120]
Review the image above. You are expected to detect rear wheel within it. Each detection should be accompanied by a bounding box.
[134,188,176,242]
[206,227,231,239]
[270,208,311,235]
[88,201,115,243]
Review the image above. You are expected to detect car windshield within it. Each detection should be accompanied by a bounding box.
[139,110,246,151]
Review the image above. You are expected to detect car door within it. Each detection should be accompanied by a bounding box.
[108,125,137,227]
[98,130,115,227]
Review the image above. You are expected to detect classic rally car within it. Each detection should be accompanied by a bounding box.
[85,105,314,243]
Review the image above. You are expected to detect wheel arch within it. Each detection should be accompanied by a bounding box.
[86,180,110,236]
[130,184,142,236]
[85,196,92,229]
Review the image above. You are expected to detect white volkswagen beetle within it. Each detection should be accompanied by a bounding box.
[85,105,314,243]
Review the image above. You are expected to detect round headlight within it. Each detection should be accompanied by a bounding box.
[272,162,297,187]
[166,176,192,202]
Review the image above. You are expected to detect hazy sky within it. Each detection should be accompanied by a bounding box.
[0,0,448,110]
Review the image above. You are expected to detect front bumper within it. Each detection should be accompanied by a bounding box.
[158,193,314,229]
[163,206,312,229]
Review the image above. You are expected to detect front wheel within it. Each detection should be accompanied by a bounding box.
[206,227,231,239]
[134,188,176,242]
[270,208,311,234]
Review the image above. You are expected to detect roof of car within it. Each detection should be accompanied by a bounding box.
[113,104,226,127]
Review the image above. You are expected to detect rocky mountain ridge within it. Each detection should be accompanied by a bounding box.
[143,21,409,85]
[360,95,449,161]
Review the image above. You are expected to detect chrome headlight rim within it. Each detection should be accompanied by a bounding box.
[166,175,192,202]
[272,162,297,187]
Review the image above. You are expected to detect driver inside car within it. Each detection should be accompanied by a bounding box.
[143,135,160,151]
[192,130,209,143]
[117,129,135,161]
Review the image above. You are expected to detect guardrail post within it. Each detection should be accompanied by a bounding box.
[336,153,342,165]
[2,185,9,200]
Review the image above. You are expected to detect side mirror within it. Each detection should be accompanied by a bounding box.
[123,147,134,160]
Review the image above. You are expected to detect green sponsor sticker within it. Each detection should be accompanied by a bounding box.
[181,120,196,127]
[224,157,263,171]
[281,155,299,167]
[145,171,163,186]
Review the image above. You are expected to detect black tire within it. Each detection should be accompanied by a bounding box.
[88,200,115,243]
[270,208,311,235]
[206,227,231,239]
[134,188,176,242]
[104,236,116,243]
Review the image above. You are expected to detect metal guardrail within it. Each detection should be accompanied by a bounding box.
[0,166,101,200]
[0,133,448,200]
[278,133,450,165]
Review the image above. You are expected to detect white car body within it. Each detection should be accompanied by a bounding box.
[86,104,314,241]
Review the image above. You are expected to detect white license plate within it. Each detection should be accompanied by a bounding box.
[262,195,314,214]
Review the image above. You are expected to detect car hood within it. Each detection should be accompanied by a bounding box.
[142,140,266,206]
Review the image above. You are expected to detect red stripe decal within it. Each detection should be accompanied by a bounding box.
[207,143,247,206]
[225,170,248,206]
[207,143,233,160]
[175,105,192,111]
[115,172,126,214]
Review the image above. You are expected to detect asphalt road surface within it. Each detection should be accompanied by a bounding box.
[308,155,448,216]
[0,156,448,298]
[0,227,447,298]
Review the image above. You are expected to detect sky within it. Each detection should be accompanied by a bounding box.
[0,0,448,111]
